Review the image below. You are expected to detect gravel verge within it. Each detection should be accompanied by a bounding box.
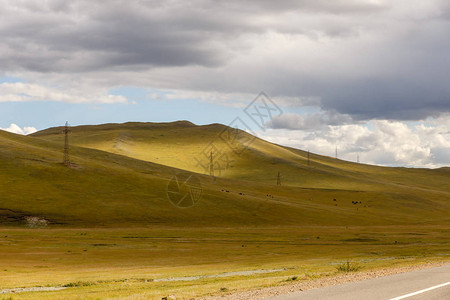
[201,261,449,300]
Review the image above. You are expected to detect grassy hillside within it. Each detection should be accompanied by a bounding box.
[33,121,450,192]
[0,121,447,226]
[0,128,364,226]
[1,122,449,299]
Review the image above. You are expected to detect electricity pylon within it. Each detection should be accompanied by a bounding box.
[209,151,214,177]
[63,121,71,166]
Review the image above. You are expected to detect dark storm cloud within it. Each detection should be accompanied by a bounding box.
[319,77,450,120]
[268,111,353,130]
[0,0,231,71]
[0,0,389,72]
[1,0,450,121]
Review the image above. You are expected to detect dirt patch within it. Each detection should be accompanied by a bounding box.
[155,269,286,282]
[0,286,66,294]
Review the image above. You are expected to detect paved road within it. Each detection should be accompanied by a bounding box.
[266,265,450,300]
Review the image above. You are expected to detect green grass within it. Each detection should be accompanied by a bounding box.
[336,261,362,272]
[0,226,448,299]
[0,121,448,298]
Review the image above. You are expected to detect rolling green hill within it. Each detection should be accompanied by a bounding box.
[33,121,450,195]
[0,121,447,226]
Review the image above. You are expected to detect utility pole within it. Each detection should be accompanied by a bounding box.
[357,153,360,164]
[335,146,338,159]
[63,121,71,166]
[277,171,281,186]
[209,151,214,177]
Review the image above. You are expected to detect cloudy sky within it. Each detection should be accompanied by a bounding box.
[0,0,449,167]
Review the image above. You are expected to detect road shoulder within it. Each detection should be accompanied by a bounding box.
[201,261,449,300]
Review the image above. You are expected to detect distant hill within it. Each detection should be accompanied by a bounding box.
[0,121,447,226]
[33,121,450,192]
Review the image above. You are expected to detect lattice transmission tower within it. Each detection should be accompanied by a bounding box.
[63,121,71,166]
[277,171,281,186]
[209,151,214,177]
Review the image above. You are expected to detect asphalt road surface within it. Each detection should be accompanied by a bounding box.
[266,265,450,300]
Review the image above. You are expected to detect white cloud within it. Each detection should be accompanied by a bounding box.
[0,82,128,104]
[259,118,450,168]
[1,123,37,135]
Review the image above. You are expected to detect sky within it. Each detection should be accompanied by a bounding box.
[0,0,449,168]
